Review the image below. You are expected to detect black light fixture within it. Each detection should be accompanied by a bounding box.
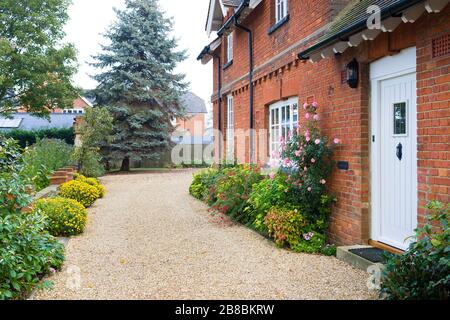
[346,58,359,89]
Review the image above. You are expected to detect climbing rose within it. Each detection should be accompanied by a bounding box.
[312,101,318,108]
[306,136,311,142]
[311,158,316,163]
[288,130,293,140]
[303,102,308,109]
[315,139,321,145]
[320,179,326,185]
[307,187,312,192]
[313,114,320,121]
[305,113,311,119]
[334,138,341,144]
[269,172,275,180]
[295,149,301,157]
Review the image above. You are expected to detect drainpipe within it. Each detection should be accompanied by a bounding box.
[211,53,222,162]
[233,17,254,164]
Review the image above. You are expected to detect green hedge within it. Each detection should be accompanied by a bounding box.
[2,128,75,148]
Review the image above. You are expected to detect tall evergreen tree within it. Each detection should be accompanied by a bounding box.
[92,0,187,171]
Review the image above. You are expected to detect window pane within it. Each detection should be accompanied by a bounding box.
[393,102,407,135]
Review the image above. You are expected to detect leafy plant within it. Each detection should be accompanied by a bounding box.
[264,207,306,248]
[264,206,334,255]
[32,197,87,237]
[189,167,220,202]
[72,107,113,177]
[244,172,292,233]
[0,213,65,300]
[0,138,32,216]
[59,180,100,208]
[21,139,73,191]
[210,165,263,222]
[380,201,450,300]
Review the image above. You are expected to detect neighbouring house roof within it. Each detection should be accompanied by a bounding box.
[0,113,78,131]
[181,92,207,114]
[298,0,448,62]
[79,96,94,108]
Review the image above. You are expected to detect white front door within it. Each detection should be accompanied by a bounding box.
[371,47,418,250]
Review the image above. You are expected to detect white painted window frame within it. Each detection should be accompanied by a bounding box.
[227,32,233,63]
[269,97,298,157]
[226,95,234,160]
[63,109,84,114]
[275,0,288,23]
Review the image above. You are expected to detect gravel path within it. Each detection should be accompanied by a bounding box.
[32,170,377,300]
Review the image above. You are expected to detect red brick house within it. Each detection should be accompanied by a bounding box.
[174,92,208,136]
[16,95,93,114]
[198,0,450,250]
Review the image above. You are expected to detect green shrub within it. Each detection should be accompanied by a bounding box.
[189,168,220,201]
[3,128,75,148]
[264,207,335,255]
[59,180,100,208]
[0,213,65,300]
[21,139,73,191]
[244,172,292,233]
[72,148,105,178]
[74,174,105,198]
[211,165,263,222]
[72,107,113,178]
[32,197,88,236]
[380,201,450,300]
[0,138,32,216]
[264,207,306,248]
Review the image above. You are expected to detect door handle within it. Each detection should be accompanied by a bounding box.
[396,143,403,161]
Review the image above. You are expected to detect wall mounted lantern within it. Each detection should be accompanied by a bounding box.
[346,58,359,89]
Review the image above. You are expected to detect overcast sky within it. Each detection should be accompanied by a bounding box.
[64,0,213,106]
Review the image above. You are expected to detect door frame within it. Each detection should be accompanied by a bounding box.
[370,47,417,249]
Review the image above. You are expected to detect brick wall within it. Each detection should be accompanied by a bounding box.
[176,113,206,136]
[415,6,450,225]
[208,1,450,245]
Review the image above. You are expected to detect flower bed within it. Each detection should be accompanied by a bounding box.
[190,102,339,256]
[0,137,106,300]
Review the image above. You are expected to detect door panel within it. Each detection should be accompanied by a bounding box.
[378,73,417,249]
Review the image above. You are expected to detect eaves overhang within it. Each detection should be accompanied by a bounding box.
[298,0,449,63]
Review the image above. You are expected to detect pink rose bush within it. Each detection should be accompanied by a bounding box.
[278,102,339,224]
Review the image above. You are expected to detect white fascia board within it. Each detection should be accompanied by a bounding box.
[206,0,225,37]
[249,0,263,9]
[210,37,222,51]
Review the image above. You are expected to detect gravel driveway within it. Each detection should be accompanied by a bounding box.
[32,170,377,300]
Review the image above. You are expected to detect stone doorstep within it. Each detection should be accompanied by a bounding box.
[336,245,384,272]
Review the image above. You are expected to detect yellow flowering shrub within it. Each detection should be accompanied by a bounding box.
[32,197,87,236]
[74,173,106,198]
[59,180,100,208]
